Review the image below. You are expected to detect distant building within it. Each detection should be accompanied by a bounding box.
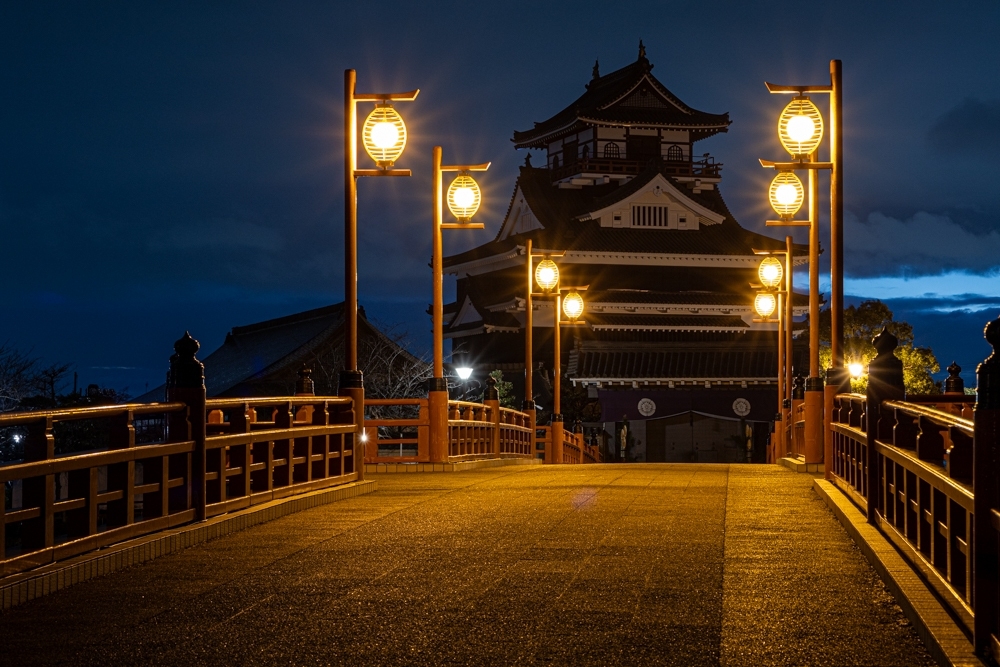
[443,45,810,462]
[138,303,428,401]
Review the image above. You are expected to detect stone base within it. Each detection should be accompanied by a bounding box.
[779,455,824,474]
[365,457,543,474]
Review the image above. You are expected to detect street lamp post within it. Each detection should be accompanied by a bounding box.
[342,70,418,476]
[528,254,586,464]
[754,243,794,462]
[429,147,489,463]
[759,59,845,473]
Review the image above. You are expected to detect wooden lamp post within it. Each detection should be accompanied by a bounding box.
[759,60,845,473]
[754,245,794,462]
[342,70,418,475]
[429,148,490,463]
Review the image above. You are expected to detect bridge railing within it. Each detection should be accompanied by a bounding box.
[535,426,602,464]
[363,397,535,463]
[825,318,1000,661]
[0,334,360,578]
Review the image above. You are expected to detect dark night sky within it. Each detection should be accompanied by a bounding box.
[2,2,999,396]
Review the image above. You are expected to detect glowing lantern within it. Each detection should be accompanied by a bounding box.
[778,96,824,158]
[562,292,584,321]
[456,366,473,380]
[447,174,481,222]
[769,172,804,219]
[362,104,407,167]
[534,259,559,292]
[758,256,784,289]
[754,292,777,320]
[849,362,864,378]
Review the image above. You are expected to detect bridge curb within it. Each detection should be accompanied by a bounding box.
[814,479,985,667]
[0,479,377,613]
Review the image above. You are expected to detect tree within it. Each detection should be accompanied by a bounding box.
[808,300,940,395]
[475,370,517,409]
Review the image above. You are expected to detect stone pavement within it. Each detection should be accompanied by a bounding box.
[0,464,936,666]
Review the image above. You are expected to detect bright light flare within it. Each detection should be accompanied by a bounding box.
[359,431,369,443]
[456,366,473,380]
[758,256,783,289]
[362,104,407,166]
[447,174,482,221]
[786,115,816,144]
[768,172,804,219]
[754,292,777,319]
[562,292,584,321]
[778,96,824,158]
[534,259,559,291]
[849,362,864,378]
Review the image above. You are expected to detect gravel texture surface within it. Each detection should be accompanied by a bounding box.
[0,464,936,666]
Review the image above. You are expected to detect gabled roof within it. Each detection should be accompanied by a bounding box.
[513,52,730,148]
[445,165,806,270]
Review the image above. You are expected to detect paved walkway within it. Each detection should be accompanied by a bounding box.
[1,465,935,666]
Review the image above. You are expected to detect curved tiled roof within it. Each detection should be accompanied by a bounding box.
[444,166,807,269]
[513,55,730,148]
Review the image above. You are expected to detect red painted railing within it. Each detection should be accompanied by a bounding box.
[1,395,356,578]
[363,398,534,464]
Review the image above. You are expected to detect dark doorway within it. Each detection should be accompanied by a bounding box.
[644,412,755,463]
[627,135,660,164]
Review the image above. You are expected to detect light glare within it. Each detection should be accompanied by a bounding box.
[754,293,777,319]
[370,122,399,149]
[456,366,473,380]
[562,292,585,321]
[535,259,559,291]
[849,362,864,378]
[786,115,816,143]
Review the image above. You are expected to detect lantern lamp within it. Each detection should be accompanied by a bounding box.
[456,366,473,380]
[758,256,784,289]
[849,362,864,378]
[778,96,824,158]
[362,104,407,167]
[534,259,559,292]
[754,292,777,320]
[447,173,481,222]
[562,291,584,321]
[768,172,804,219]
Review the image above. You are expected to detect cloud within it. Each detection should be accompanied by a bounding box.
[844,210,1000,277]
[927,97,1000,157]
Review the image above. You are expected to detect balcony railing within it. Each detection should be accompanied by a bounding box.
[549,156,722,183]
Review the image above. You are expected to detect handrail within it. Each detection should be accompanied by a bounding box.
[0,402,186,426]
[882,400,974,435]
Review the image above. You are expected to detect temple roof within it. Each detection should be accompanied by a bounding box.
[444,165,806,270]
[570,341,778,381]
[512,51,730,148]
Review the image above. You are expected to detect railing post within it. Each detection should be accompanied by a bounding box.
[974,314,1000,659]
[865,327,904,524]
[427,378,449,463]
[551,415,564,464]
[523,399,537,460]
[485,376,500,458]
[339,369,365,481]
[166,332,207,522]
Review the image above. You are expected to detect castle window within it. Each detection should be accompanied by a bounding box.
[631,204,672,228]
[667,145,683,161]
[603,142,620,159]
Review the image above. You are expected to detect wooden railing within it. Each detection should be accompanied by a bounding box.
[0,395,356,578]
[824,319,1000,662]
[535,426,602,464]
[363,398,534,463]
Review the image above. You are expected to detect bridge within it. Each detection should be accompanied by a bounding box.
[1,316,998,666]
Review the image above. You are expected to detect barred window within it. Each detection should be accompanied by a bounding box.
[631,204,671,228]
[667,145,683,161]
[603,142,621,159]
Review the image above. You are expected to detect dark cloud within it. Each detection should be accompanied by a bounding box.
[927,97,1000,157]
[844,211,1000,277]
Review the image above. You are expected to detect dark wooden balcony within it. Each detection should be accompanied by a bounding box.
[550,155,722,183]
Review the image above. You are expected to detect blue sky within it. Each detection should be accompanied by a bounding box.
[1,1,998,395]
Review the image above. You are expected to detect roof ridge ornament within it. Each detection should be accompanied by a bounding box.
[592,59,600,81]
[638,40,646,61]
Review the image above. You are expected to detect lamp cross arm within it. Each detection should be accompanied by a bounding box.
[530,250,566,258]
[441,223,485,230]
[765,220,811,227]
[354,168,412,177]
[759,159,832,171]
[559,285,589,292]
[441,162,491,172]
[353,89,420,102]
[765,82,832,94]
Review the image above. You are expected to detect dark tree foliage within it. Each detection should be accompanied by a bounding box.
[805,300,940,394]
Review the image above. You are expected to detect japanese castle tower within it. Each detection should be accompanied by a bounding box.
[442,45,808,463]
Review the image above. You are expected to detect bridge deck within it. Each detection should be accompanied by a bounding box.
[1,464,935,666]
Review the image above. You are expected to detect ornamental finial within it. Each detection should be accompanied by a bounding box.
[638,40,646,60]
[524,153,532,168]
[592,59,600,80]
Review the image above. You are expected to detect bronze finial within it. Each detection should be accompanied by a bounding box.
[592,59,600,80]
[524,153,532,168]
[638,40,646,60]
[945,361,964,394]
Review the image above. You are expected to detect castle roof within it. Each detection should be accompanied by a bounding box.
[512,52,730,148]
